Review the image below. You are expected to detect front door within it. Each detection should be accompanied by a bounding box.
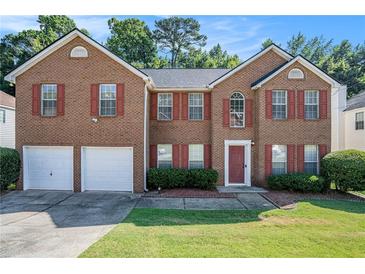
[229,145,245,184]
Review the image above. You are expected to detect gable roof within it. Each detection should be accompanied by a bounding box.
[0,90,16,109]
[251,55,342,89]
[344,91,365,111]
[4,28,149,84]
[208,44,293,88]
[142,68,229,89]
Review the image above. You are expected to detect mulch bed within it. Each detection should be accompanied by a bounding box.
[143,188,236,198]
[262,190,365,208]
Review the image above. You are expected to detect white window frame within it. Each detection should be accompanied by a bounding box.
[272,145,287,175]
[304,145,319,174]
[188,144,204,169]
[41,84,57,117]
[355,112,364,130]
[272,90,287,120]
[157,93,173,121]
[188,93,204,121]
[304,90,319,120]
[99,84,117,117]
[157,144,173,168]
[288,68,304,79]
[0,108,5,123]
[230,92,245,128]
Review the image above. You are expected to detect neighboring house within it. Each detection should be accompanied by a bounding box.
[4,29,347,192]
[342,91,365,151]
[0,90,16,148]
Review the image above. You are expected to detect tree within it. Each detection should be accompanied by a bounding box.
[106,18,157,67]
[261,38,275,49]
[287,32,306,56]
[0,15,89,95]
[153,16,207,68]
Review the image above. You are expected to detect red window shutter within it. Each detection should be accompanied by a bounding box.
[90,84,99,116]
[287,144,295,173]
[181,93,188,120]
[319,90,328,119]
[150,144,157,168]
[173,144,180,168]
[32,84,41,115]
[204,144,212,169]
[297,90,304,119]
[181,144,189,168]
[297,144,304,172]
[245,98,253,127]
[265,144,272,177]
[116,83,125,116]
[150,93,157,120]
[223,98,229,127]
[265,90,272,119]
[319,144,327,159]
[56,84,65,116]
[204,93,211,120]
[288,90,295,119]
[173,93,180,120]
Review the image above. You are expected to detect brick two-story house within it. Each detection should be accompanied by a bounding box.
[5,29,347,192]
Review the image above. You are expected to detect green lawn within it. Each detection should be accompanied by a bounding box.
[80,200,365,258]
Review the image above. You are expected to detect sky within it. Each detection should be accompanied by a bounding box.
[0,15,364,60]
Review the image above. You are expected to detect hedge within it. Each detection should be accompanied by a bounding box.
[268,173,326,193]
[0,147,20,190]
[321,149,365,192]
[147,168,218,190]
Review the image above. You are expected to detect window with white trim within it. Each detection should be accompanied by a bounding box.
[41,84,57,116]
[99,84,116,116]
[157,144,172,168]
[272,145,287,175]
[189,93,203,120]
[304,145,319,174]
[288,68,304,79]
[158,93,172,120]
[305,90,319,120]
[272,90,287,120]
[230,92,245,128]
[189,144,204,169]
[70,46,88,58]
[355,112,364,130]
[0,109,5,123]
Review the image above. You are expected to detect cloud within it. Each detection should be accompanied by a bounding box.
[0,16,39,35]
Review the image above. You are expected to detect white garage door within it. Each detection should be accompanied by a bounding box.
[82,147,133,192]
[23,146,73,190]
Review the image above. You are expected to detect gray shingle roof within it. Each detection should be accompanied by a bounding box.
[141,69,230,88]
[345,91,365,111]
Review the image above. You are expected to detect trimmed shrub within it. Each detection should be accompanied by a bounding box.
[0,147,20,190]
[321,149,365,192]
[147,168,218,190]
[268,173,326,193]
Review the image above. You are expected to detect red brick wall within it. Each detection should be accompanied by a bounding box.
[15,37,146,192]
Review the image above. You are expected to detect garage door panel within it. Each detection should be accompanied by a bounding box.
[82,147,133,192]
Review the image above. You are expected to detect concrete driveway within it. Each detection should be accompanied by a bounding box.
[0,190,138,258]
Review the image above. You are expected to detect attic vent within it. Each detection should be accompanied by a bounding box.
[288,68,304,79]
[70,46,88,58]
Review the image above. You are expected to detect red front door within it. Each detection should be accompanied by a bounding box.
[229,146,245,184]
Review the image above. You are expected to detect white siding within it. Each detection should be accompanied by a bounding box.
[0,106,15,148]
[343,107,365,151]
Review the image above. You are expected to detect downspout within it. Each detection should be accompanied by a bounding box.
[143,82,149,192]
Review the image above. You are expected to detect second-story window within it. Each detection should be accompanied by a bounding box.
[189,93,203,120]
[41,84,57,116]
[158,93,172,120]
[272,90,287,120]
[230,92,245,128]
[305,90,319,120]
[355,112,364,130]
[100,84,116,116]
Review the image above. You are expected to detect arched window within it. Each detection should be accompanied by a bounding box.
[70,46,88,58]
[230,92,245,128]
[288,68,304,79]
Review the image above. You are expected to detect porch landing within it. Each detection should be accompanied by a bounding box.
[217,186,267,193]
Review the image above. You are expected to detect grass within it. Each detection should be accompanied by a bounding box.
[80,200,365,258]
